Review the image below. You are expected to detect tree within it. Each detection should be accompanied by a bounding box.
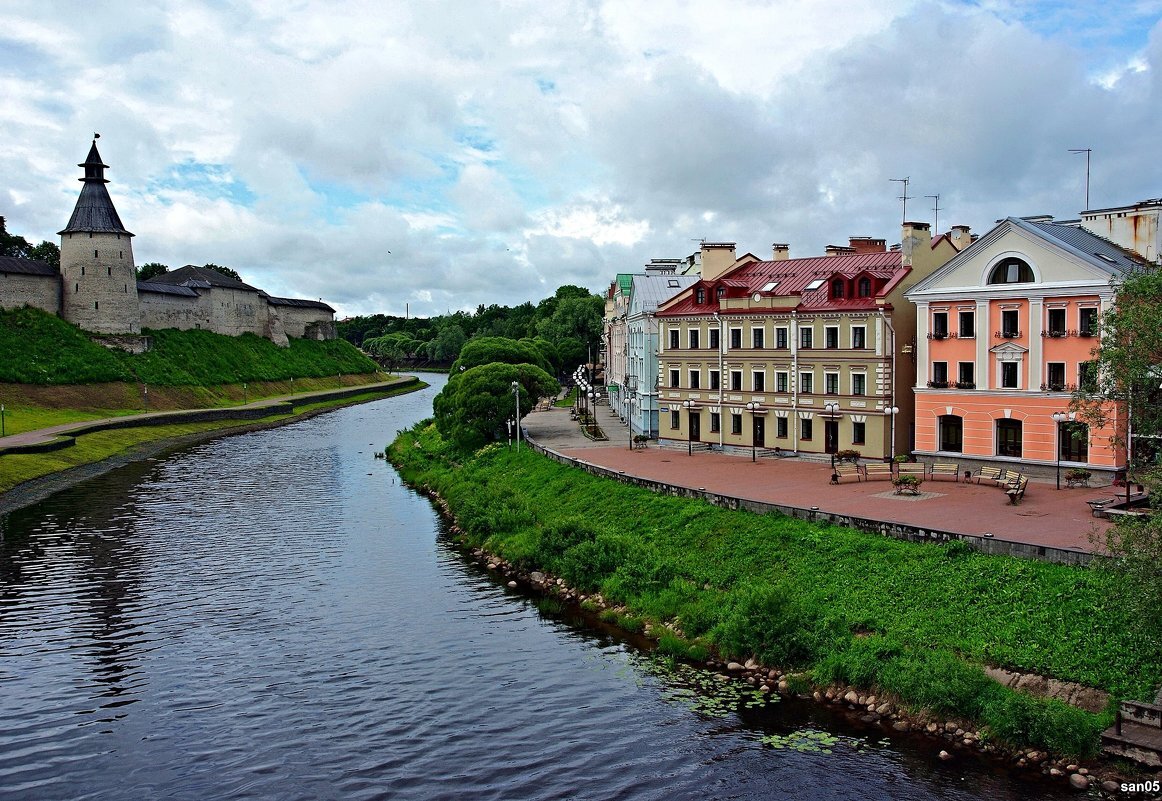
[137,262,170,281]
[26,241,60,270]
[433,361,559,449]
[450,336,552,375]
[203,263,243,283]
[0,218,59,268]
[425,323,467,363]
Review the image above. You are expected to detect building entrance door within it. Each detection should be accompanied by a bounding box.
[824,420,839,454]
[690,413,701,442]
[753,417,765,448]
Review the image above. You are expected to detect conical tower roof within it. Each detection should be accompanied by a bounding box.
[58,140,133,236]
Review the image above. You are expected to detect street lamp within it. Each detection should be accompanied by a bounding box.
[824,402,839,462]
[682,399,696,456]
[744,401,760,462]
[506,417,515,448]
[511,380,521,452]
[885,406,900,461]
[1051,410,1076,490]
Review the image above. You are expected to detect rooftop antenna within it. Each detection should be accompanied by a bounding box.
[925,194,941,233]
[889,177,911,224]
[1068,148,1091,210]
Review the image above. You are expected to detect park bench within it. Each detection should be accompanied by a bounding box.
[929,462,960,482]
[831,462,863,483]
[974,466,1003,485]
[897,462,927,479]
[863,462,893,481]
[1006,475,1029,505]
[1087,497,1118,518]
[1000,470,1023,488]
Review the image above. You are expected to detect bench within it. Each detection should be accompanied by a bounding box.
[1087,496,1119,518]
[974,466,1003,485]
[929,462,960,482]
[1000,470,1023,489]
[863,462,893,481]
[897,463,927,479]
[831,463,863,483]
[1006,475,1029,504]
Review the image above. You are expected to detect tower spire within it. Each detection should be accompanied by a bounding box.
[59,140,132,236]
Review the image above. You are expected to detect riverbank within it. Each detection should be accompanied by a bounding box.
[387,421,1162,784]
[0,378,426,514]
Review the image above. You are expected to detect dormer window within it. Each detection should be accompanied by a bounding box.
[988,258,1034,284]
[716,286,725,300]
[831,279,845,299]
[858,278,871,297]
[695,288,706,304]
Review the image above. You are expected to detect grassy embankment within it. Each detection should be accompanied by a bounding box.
[0,306,388,435]
[389,421,1162,758]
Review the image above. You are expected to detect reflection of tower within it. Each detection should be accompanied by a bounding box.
[59,140,140,334]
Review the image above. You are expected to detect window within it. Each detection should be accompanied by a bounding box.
[852,373,866,396]
[799,372,813,393]
[709,328,720,349]
[852,421,865,445]
[1001,362,1018,388]
[959,311,975,338]
[1059,421,1088,462]
[709,370,720,390]
[1046,362,1066,390]
[775,327,788,348]
[776,417,788,438]
[996,419,1023,458]
[1001,309,1019,338]
[669,329,679,349]
[805,279,825,291]
[825,373,839,395]
[858,277,871,297]
[958,362,975,388]
[669,368,680,388]
[831,279,845,298]
[988,258,1034,284]
[697,288,707,304]
[671,411,680,429]
[753,371,765,392]
[1079,307,1099,336]
[939,415,963,452]
[689,329,700,349]
[710,412,721,433]
[799,327,813,348]
[730,371,743,391]
[716,286,726,300]
[932,312,948,338]
[1079,361,1097,392]
[730,328,742,349]
[776,371,789,392]
[851,326,866,349]
[752,328,764,349]
[689,369,700,389]
[931,362,948,387]
[801,418,813,440]
[731,413,743,435]
[825,326,839,349]
[1047,308,1066,337]
[107,266,112,276]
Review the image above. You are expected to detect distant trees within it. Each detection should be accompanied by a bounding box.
[433,361,558,450]
[451,337,552,375]
[0,217,60,269]
[203,263,244,283]
[137,262,169,281]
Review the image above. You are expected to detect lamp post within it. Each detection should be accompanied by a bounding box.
[824,402,839,462]
[1051,410,1076,490]
[243,382,248,405]
[506,417,515,448]
[682,399,695,456]
[744,401,760,462]
[511,380,521,452]
[885,405,899,461]
[1,404,5,437]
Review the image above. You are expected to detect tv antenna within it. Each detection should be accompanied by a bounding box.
[925,194,941,233]
[1068,148,1091,210]
[889,177,911,224]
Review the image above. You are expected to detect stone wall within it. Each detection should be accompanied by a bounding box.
[139,291,213,331]
[0,273,59,314]
[60,231,140,334]
[279,305,336,339]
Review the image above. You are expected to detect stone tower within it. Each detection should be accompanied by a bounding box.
[58,140,140,334]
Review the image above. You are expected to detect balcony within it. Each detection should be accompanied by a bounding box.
[955,381,976,390]
[926,380,950,389]
[1040,382,1077,392]
[926,331,954,340]
[995,330,1022,339]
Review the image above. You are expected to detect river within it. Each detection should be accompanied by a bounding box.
[0,374,1074,800]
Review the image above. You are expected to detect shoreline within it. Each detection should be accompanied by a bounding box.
[0,379,425,516]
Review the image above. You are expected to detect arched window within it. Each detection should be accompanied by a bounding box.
[857,278,871,297]
[831,279,845,299]
[988,258,1034,284]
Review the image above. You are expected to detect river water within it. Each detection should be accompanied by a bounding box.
[0,375,1074,800]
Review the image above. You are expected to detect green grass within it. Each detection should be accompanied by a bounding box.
[0,406,142,436]
[553,386,578,407]
[388,422,1162,757]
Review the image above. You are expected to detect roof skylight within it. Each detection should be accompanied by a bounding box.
[804,279,825,291]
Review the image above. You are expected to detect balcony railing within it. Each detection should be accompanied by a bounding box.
[926,380,950,389]
[995,330,1023,339]
[1039,382,1077,392]
[955,381,976,389]
[927,331,954,340]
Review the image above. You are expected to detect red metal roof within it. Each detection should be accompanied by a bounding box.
[657,251,906,316]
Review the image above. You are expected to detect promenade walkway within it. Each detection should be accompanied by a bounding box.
[522,398,1114,557]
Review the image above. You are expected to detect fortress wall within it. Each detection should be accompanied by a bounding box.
[0,273,60,314]
[279,305,336,339]
[207,287,268,337]
[139,292,212,331]
[60,233,139,334]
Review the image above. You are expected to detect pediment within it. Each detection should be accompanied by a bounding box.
[989,342,1028,356]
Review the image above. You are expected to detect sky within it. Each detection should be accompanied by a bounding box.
[2,0,1160,319]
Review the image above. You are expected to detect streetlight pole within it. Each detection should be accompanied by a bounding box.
[682,399,695,456]
[824,402,839,463]
[511,380,521,452]
[744,401,759,462]
[1051,411,1075,490]
[885,406,899,461]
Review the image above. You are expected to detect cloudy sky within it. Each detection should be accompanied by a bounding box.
[2,1,1160,318]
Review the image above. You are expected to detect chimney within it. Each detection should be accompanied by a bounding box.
[771,243,790,261]
[848,236,886,254]
[900,221,931,266]
[825,244,856,257]
[950,225,971,251]
[699,241,737,281]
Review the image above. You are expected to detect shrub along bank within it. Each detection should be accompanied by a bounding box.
[388,421,1162,758]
